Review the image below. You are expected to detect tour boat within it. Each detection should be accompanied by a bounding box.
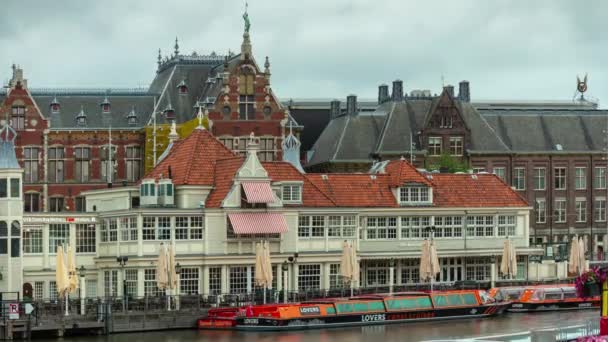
[488,284,600,312]
[198,290,510,331]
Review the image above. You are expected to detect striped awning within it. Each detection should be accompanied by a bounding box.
[242,181,275,203]
[228,213,288,234]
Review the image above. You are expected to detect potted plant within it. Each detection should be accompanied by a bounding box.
[575,267,605,298]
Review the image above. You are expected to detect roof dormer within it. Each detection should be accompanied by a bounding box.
[163,102,175,121]
[75,106,87,127]
[50,96,60,113]
[100,96,111,113]
[127,107,138,125]
[398,184,433,206]
[176,80,188,95]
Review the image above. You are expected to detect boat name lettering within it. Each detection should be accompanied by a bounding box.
[299,306,321,315]
[361,314,385,322]
[243,318,259,325]
[387,312,435,320]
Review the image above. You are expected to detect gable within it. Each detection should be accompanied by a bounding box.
[423,90,468,132]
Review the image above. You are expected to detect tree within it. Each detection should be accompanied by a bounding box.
[427,153,469,173]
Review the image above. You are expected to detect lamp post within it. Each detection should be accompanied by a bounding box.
[79,265,86,315]
[282,261,289,303]
[388,258,396,296]
[116,256,128,312]
[489,255,496,288]
[175,262,182,311]
[287,253,298,301]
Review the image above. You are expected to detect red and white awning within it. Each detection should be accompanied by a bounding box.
[228,213,288,234]
[242,181,275,203]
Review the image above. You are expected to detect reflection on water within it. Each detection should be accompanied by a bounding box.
[36,310,598,342]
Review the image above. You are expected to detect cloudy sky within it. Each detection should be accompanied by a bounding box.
[0,0,605,105]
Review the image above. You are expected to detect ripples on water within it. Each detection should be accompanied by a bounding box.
[37,310,598,342]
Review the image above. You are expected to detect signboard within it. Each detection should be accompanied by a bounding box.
[8,303,19,320]
[23,216,96,224]
[299,306,320,315]
[25,303,34,315]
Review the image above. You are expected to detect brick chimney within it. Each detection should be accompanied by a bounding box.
[392,80,403,101]
[378,84,389,104]
[458,80,470,102]
[444,85,455,98]
[330,100,341,119]
[346,95,357,116]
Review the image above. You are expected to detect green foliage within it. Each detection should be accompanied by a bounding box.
[427,153,469,173]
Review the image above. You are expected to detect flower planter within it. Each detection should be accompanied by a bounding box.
[584,282,601,297]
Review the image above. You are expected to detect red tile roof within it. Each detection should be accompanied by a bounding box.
[384,159,433,187]
[431,174,529,208]
[142,128,236,185]
[205,157,244,208]
[306,173,397,207]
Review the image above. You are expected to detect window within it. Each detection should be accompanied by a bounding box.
[366,261,388,286]
[595,198,606,222]
[449,137,463,156]
[298,215,325,238]
[329,264,342,289]
[576,199,587,222]
[428,137,442,156]
[229,266,248,294]
[0,179,6,198]
[0,221,6,254]
[535,199,546,224]
[180,268,199,295]
[554,167,566,190]
[209,267,222,295]
[125,269,138,297]
[75,197,86,212]
[401,259,420,284]
[144,269,161,297]
[399,186,430,204]
[100,218,117,242]
[34,281,44,300]
[48,147,64,183]
[74,147,90,182]
[258,138,275,161]
[465,257,491,281]
[472,167,486,174]
[365,217,397,240]
[493,167,506,181]
[126,146,142,182]
[327,215,356,238]
[23,147,39,182]
[23,226,43,253]
[513,167,525,190]
[49,197,64,212]
[49,281,57,301]
[554,199,566,223]
[10,221,19,257]
[143,217,155,240]
[104,270,118,297]
[400,216,431,239]
[441,116,453,129]
[176,216,204,240]
[49,224,69,253]
[24,193,40,212]
[10,105,25,130]
[282,184,302,202]
[239,95,255,120]
[434,216,463,238]
[497,216,516,237]
[239,74,255,95]
[466,216,495,237]
[534,168,546,190]
[76,224,96,253]
[298,264,321,292]
[86,280,97,298]
[10,179,19,198]
[100,146,117,182]
[595,167,606,189]
[575,167,586,190]
[157,216,170,240]
[119,217,137,241]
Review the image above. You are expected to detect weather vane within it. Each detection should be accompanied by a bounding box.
[575,74,588,101]
[243,2,251,34]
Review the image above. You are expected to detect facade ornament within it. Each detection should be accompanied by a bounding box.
[243,2,251,34]
[174,37,180,57]
[157,49,162,69]
[264,56,270,73]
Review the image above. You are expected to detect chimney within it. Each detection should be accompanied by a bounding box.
[330,100,341,119]
[346,95,357,115]
[444,85,455,98]
[392,80,403,101]
[378,84,389,104]
[458,80,470,102]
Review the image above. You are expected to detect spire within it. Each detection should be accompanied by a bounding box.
[196,106,205,130]
[0,121,19,169]
[282,121,305,173]
[157,48,162,69]
[174,37,179,57]
[264,56,270,73]
[240,3,252,60]
[168,121,179,142]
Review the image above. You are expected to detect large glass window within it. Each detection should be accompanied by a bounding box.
[239,95,255,120]
[144,269,161,297]
[75,197,86,212]
[24,193,40,212]
[497,216,516,237]
[23,226,42,254]
[209,267,222,295]
[104,270,118,297]
[401,259,420,284]
[428,137,442,156]
[595,167,606,189]
[329,264,342,289]
[10,105,25,130]
[74,147,90,182]
[434,216,463,238]
[49,197,64,212]
[365,217,397,240]
[48,147,64,183]
[493,167,506,181]
[119,217,137,241]
[76,224,96,253]
[466,216,495,237]
[465,257,491,281]
[366,261,388,287]
[595,198,606,222]
[23,147,39,182]
[298,215,325,238]
[49,224,69,253]
[125,269,138,297]
[554,167,566,190]
[176,216,204,240]
[143,217,155,240]
[575,167,586,190]
[229,266,248,294]
[282,184,302,202]
[126,146,142,182]
[535,198,546,224]
[513,167,525,190]
[0,179,6,198]
[298,264,321,292]
[400,216,431,239]
[0,221,7,254]
[554,199,566,223]
[399,186,430,204]
[449,137,463,156]
[10,178,19,198]
[576,199,587,222]
[180,268,200,295]
[100,146,117,182]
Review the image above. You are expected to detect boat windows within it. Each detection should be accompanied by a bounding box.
[326,307,336,315]
[368,301,385,311]
[447,294,464,306]
[462,293,478,305]
[433,295,449,307]
[416,297,433,309]
[562,290,577,299]
[503,289,523,300]
[353,302,369,312]
[336,303,354,313]
[544,291,563,300]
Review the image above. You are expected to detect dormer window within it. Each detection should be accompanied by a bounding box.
[163,103,175,120]
[440,116,453,128]
[76,114,86,126]
[282,184,302,203]
[177,80,188,95]
[127,108,138,125]
[101,97,111,113]
[399,185,432,206]
[50,97,60,113]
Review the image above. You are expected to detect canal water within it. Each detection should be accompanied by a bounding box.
[38,310,597,342]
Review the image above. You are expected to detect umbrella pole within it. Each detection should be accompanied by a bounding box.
[350,281,354,298]
[65,293,69,316]
[263,286,266,305]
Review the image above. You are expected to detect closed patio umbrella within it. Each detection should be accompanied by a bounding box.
[263,240,273,290]
[429,240,440,290]
[509,241,518,279]
[254,242,265,287]
[420,240,431,282]
[340,241,353,285]
[501,239,517,279]
[350,241,359,297]
[578,237,588,275]
[168,244,177,291]
[568,236,579,275]
[156,244,168,291]
[67,244,79,294]
[55,245,69,315]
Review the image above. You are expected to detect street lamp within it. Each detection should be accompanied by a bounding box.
[175,263,182,311]
[116,256,128,312]
[282,261,289,303]
[388,258,396,295]
[78,266,86,315]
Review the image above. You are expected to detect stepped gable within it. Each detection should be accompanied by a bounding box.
[142,128,236,185]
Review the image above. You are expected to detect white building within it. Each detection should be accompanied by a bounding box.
[13,124,539,300]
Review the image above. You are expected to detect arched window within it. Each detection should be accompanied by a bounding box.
[11,221,20,237]
[10,221,19,258]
